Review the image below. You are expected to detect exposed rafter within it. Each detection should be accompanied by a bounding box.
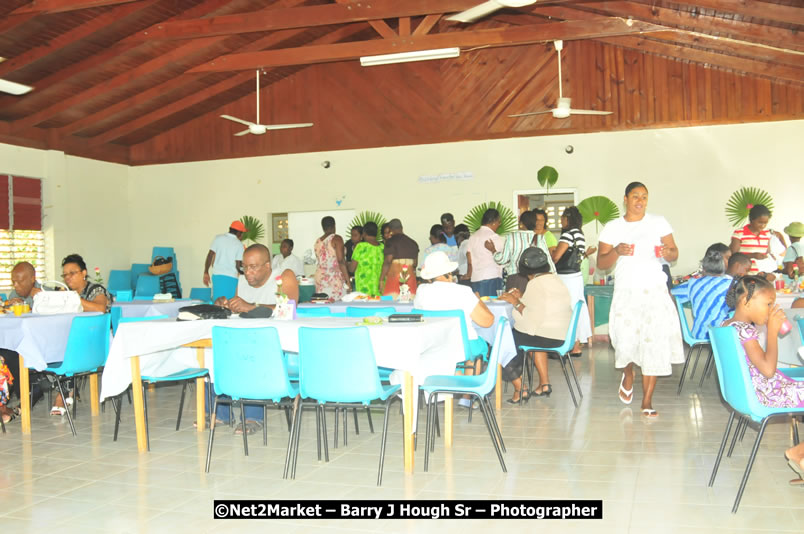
[10,0,141,15]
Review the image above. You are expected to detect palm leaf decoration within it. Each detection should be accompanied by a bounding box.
[463,201,517,236]
[577,196,620,232]
[537,165,559,193]
[725,187,774,227]
[348,211,388,242]
[239,215,265,244]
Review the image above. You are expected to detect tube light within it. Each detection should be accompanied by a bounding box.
[360,47,460,67]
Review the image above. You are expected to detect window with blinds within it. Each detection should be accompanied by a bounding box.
[0,175,44,294]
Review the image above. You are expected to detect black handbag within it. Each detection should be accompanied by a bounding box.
[177,304,231,321]
[554,234,583,274]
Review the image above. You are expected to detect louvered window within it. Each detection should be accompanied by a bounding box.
[0,175,44,294]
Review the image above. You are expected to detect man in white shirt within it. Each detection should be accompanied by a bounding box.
[216,243,299,313]
[203,221,246,301]
[271,239,304,278]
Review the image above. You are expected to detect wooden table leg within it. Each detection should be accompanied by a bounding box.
[195,347,206,432]
[496,364,502,411]
[130,356,148,452]
[403,372,414,473]
[444,396,453,448]
[587,295,595,341]
[19,356,31,434]
[89,373,100,416]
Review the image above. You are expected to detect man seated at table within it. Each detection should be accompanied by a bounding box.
[215,244,299,313]
[271,239,304,278]
[211,244,298,434]
[1,262,45,414]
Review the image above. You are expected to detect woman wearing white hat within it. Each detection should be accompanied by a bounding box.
[414,251,495,407]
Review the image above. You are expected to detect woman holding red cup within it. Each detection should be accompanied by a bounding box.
[597,182,684,418]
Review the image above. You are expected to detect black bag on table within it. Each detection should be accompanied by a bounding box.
[177,304,231,321]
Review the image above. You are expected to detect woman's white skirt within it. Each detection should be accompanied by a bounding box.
[557,271,592,343]
[609,285,684,376]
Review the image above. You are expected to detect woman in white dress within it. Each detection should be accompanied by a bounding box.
[551,206,596,356]
[597,182,684,418]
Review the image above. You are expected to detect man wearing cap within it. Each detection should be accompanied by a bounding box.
[783,222,804,285]
[203,220,246,301]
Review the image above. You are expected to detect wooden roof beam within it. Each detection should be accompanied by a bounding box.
[86,24,366,146]
[661,0,804,28]
[11,0,141,15]
[597,35,804,84]
[130,0,484,41]
[188,17,667,72]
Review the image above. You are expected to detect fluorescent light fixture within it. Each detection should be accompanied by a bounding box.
[360,47,460,67]
[0,58,34,95]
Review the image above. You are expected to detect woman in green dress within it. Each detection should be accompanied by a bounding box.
[349,222,385,296]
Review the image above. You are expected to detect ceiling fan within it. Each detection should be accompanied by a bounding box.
[508,41,613,120]
[0,57,33,95]
[220,70,313,136]
[446,0,538,23]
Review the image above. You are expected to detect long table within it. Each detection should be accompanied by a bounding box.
[112,299,201,318]
[0,312,103,433]
[101,316,465,473]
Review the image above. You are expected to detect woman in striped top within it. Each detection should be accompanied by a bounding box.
[729,204,777,276]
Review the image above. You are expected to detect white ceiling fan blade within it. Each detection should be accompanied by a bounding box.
[568,109,613,115]
[263,122,314,131]
[508,110,553,118]
[220,114,254,127]
[446,1,503,23]
[234,129,251,136]
[0,78,33,95]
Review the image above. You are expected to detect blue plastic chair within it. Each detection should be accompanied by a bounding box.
[189,287,212,302]
[707,325,804,513]
[42,314,111,436]
[206,326,299,473]
[345,306,396,317]
[296,306,332,317]
[674,296,713,395]
[290,326,401,485]
[114,289,133,302]
[420,317,509,473]
[130,263,150,291]
[107,270,132,294]
[134,275,160,298]
[0,293,6,301]
[518,300,584,408]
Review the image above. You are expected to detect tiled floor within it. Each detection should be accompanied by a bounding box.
[1,343,801,533]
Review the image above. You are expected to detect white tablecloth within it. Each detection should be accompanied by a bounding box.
[0,312,102,370]
[298,300,518,366]
[100,316,465,404]
[112,299,201,319]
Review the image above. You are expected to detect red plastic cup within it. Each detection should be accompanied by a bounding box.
[779,318,793,337]
[654,245,663,258]
[628,244,635,256]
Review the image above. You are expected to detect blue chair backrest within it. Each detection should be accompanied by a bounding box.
[796,316,804,346]
[553,300,583,357]
[114,289,133,302]
[211,326,295,402]
[135,275,160,298]
[111,307,122,336]
[674,295,704,345]
[345,306,396,318]
[130,264,151,290]
[60,314,111,375]
[411,308,472,360]
[298,326,384,403]
[189,287,212,302]
[709,326,768,422]
[107,270,132,292]
[297,307,332,317]
[0,293,6,301]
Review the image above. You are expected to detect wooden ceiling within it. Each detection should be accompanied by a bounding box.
[1,0,802,166]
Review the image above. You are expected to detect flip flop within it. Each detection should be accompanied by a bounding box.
[789,478,804,487]
[234,421,262,435]
[50,406,66,416]
[788,458,804,479]
[618,373,633,405]
[641,409,658,418]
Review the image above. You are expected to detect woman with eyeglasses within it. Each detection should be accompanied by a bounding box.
[61,253,112,313]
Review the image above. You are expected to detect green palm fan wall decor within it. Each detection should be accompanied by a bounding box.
[463,201,517,236]
[239,215,265,244]
[725,187,774,227]
[577,196,620,231]
[537,165,559,193]
[349,211,388,242]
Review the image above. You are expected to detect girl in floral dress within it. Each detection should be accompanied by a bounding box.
[722,275,804,479]
[0,355,15,424]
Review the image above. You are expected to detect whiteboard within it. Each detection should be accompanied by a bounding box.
[284,209,356,276]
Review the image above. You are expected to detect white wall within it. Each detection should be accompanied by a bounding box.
[1,144,130,282]
[130,120,804,289]
[3,119,802,290]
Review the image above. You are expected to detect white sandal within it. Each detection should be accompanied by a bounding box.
[50,406,66,416]
[618,373,633,405]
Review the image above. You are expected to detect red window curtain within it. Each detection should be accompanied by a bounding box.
[11,176,42,230]
[0,175,8,229]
